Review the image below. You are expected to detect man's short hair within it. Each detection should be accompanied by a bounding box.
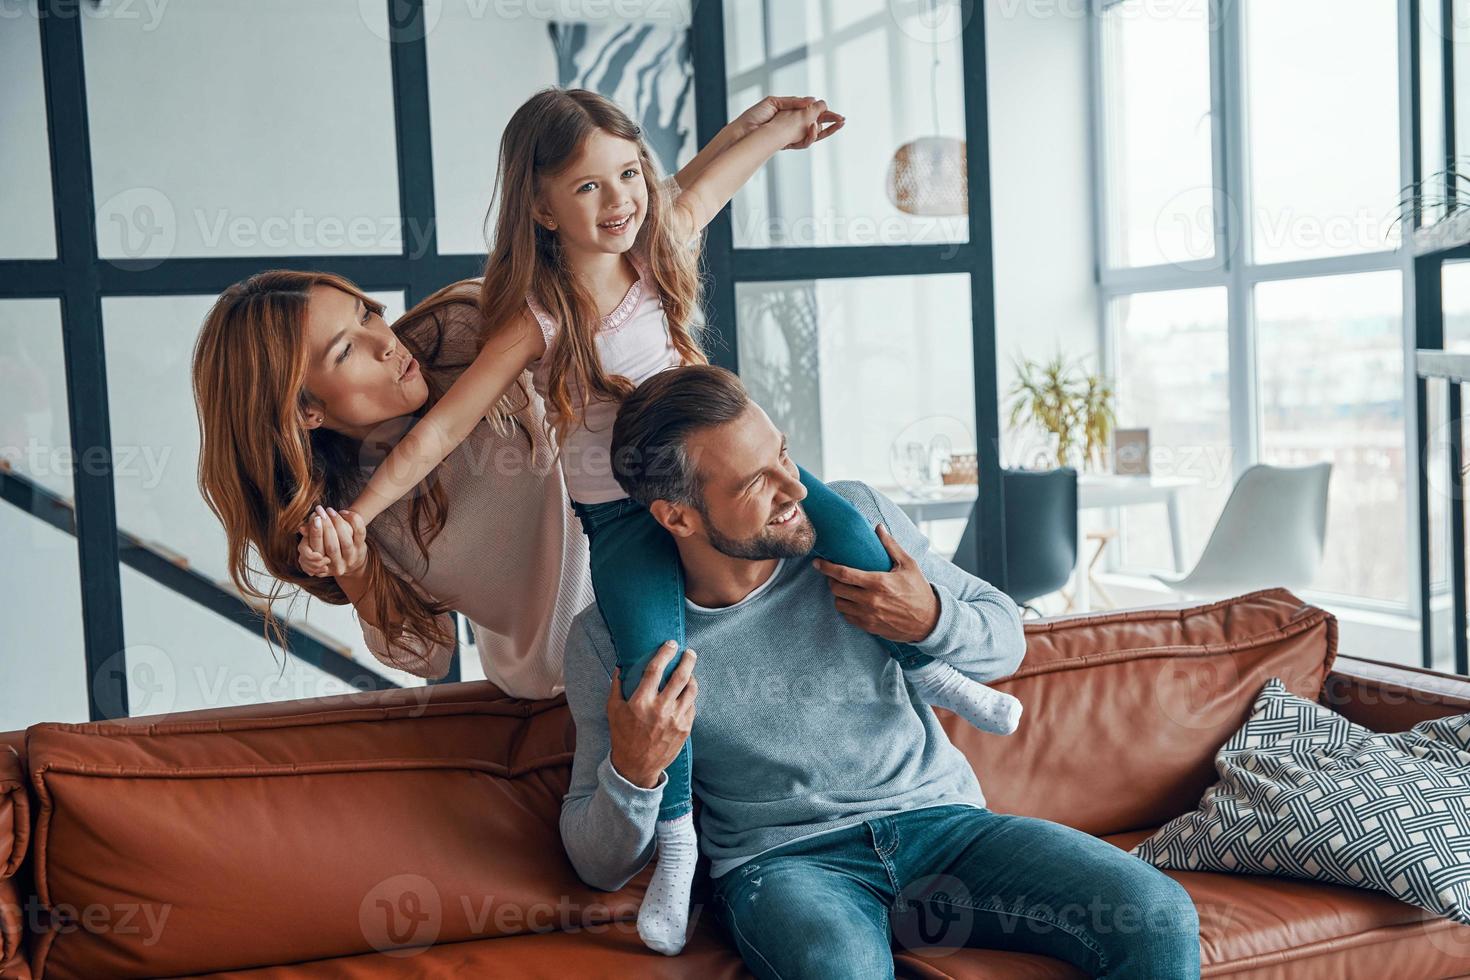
[611,365,752,508]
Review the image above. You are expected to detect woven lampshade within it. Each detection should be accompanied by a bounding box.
[886,135,968,217]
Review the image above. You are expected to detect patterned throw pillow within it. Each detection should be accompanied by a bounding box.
[1132,678,1470,925]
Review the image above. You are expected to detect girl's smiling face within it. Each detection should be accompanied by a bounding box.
[535,129,649,257]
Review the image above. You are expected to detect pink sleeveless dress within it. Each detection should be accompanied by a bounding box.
[524,246,682,505]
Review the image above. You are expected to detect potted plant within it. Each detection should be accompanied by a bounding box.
[1006,350,1116,472]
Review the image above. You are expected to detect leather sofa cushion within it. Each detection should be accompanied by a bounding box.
[938,588,1338,837]
[179,829,1470,980]
[0,747,27,883]
[23,691,645,980]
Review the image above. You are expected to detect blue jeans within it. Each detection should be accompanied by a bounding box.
[571,464,934,821]
[712,804,1201,980]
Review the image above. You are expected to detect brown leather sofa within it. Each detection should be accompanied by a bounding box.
[3,588,1469,979]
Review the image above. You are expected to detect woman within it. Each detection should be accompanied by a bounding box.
[190,97,823,694]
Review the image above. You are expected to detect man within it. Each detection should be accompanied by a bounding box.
[559,366,1201,978]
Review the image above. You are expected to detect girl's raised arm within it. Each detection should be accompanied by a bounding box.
[348,309,545,523]
[671,98,842,239]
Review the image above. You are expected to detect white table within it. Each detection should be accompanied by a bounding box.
[879,474,1198,612]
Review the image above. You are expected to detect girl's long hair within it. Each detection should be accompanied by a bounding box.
[480,87,706,441]
[191,271,530,673]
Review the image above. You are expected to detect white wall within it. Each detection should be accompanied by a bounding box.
[984,0,1100,464]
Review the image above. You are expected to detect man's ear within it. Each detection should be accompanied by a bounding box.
[650,499,698,539]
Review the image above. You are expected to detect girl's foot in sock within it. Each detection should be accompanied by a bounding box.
[638,812,698,955]
[905,660,1022,735]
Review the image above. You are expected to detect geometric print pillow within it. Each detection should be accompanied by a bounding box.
[1132,678,1470,925]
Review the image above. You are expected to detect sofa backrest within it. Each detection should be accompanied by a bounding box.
[939,587,1337,836]
[18,683,641,979]
[1,745,28,978]
[6,589,1337,978]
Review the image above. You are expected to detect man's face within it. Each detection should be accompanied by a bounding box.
[683,403,816,560]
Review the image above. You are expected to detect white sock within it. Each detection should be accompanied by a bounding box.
[905,660,1022,735]
[638,812,699,956]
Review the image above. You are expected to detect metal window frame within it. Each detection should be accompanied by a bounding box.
[691,0,1006,589]
[1410,0,1470,674]
[4,0,1005,720]
[1089,0,1421,619]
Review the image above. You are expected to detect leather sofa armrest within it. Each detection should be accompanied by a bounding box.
[1322,654,1470,732]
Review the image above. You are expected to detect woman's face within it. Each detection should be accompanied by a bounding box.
[301,285,429,439]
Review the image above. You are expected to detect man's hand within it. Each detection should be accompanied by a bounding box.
[607,641,698,789]
[812,524,941,644]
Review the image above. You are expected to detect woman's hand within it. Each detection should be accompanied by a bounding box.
[296,505,368,579]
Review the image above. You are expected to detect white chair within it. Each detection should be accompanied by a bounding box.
[1152,462,1332,599]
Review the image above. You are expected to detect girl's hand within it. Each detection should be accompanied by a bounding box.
[296,505,368,579]
[773,99,844,150]
[733,95,818,140]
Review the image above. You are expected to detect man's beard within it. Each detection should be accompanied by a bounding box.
[698,500,817,561]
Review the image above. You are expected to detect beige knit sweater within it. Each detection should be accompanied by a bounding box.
[356,286,594,698]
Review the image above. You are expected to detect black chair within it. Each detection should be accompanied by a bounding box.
[953,467,1078,616]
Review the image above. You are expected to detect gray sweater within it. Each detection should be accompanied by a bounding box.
[558,481,1027,890]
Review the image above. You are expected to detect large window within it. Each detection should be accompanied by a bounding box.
[1095,0,1410,606]
[1,0,1000,724]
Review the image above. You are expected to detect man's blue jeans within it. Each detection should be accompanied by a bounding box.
[711,804,1201,980]
[571,464,935,822]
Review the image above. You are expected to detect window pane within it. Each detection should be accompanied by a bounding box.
[102,293,424,694]
[118,566,364,719]
[1110,288,1233,573]
[0,3,56,259]
[723,0,968,248]
[1,299,72,499]
[428,1,695,255]
[736,274,976,555]
[83,0,401,259]
[1255,270,1405,602]
[0,299,87,729]
[1443,260,1470,353]
[1100,0,1215,269]
[1245,0,1399,262]
[1420,0,1446,223]
[1456,0,1470,177]
[0,506,88,729]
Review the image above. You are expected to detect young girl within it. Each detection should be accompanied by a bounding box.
[339,88,1022,955]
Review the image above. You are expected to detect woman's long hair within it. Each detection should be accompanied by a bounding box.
[191,271,530,672]
[480,87,706,442]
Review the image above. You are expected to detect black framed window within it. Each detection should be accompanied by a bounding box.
[1,0,1003,725]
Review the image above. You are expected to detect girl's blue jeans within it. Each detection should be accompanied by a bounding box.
[571,463,935,822]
